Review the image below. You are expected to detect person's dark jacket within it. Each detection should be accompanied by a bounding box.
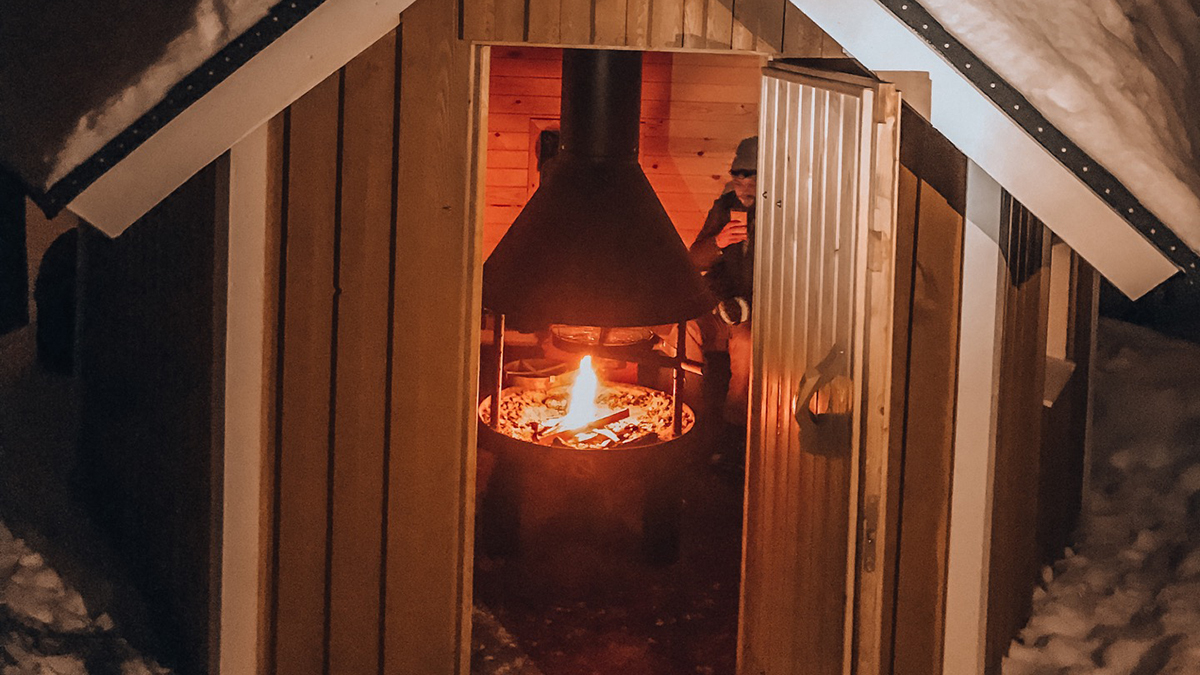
[689,191,755,307]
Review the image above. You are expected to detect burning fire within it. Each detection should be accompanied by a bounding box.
[553,355,604,430]
[480,354,695,449]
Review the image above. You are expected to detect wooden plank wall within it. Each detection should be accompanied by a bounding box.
[267,32,395,675]
[1037,257,1096,564]
[262,0,481,672]
[885,105,966,675]
[484,46,761,257]
[384,0,480,670]
[465,0,842,54]
[984,195,1053,674]
[77,162,224,675]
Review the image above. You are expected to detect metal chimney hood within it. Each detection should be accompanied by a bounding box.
[482,49,714,328]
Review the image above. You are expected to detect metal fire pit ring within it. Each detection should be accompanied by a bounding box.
[476,395,697,570]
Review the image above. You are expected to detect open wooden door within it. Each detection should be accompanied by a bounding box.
[739,62,900,675]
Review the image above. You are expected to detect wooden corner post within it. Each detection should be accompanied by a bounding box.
[384,0,485,672]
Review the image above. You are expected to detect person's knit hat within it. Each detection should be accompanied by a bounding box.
[730,136,758,173]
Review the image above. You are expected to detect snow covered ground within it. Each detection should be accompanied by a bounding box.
[1004,319,1200,674]
[1,318,167,675]
[0,522,167,675]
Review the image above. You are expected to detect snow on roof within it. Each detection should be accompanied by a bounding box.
[920,0,1200,255]
[0,0,278,193]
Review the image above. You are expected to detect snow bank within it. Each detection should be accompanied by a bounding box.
[0,522,167,674]
[922,0,1200,255]
[1003,319,1200,674]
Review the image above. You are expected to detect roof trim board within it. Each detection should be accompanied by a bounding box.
[786,0,1182,298]
[64,0,416,237]
[32,0,328,218]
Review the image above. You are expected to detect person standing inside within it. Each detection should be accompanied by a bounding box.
[689,136,757,457]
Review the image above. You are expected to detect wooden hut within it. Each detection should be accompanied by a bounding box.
[3,1,1195,674]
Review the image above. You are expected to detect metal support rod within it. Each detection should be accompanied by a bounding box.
[673,321,686,436]
[491,312,505,429]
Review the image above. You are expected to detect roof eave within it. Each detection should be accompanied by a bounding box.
[57,0,416,238]
[787,0,1186,299]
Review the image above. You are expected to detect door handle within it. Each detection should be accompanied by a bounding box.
[793,346,845,425]
[793,345,852,457]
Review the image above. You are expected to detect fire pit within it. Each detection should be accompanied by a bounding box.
[478,355,697,569]
[481,357,694,449]
[476,48,715,582]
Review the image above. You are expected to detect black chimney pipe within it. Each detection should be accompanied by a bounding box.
[559,50,642,162]
[482,49,714,328]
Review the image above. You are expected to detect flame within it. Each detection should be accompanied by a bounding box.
[555,355,603,430]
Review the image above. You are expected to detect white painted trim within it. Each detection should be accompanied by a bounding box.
[220,123,270,675]
[786,0,1177,298]
[1046,241,1072,360]
[943,162,1006,675]
[66,0,418,237]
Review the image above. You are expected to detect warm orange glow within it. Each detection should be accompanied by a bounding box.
[554,355,604,431]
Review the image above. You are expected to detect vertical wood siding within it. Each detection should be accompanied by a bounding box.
[884,106,967,675]
[464,0,842,54]
[263,1,481,672]
[743,73,863,675]
[78,164,222,675]
[1036,257,1095,565]
[984,195,1053,674]
[273,69,340,675]
[385,0,479,670]
[262,23,397,675]
[483,47,762,258]
[328,33,395,675]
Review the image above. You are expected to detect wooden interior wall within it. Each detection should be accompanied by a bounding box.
[464,0,841,55]
[78,162,224,675]
[484,46,762,257]
[984,195,1053,675]
[1037,256,1096,564]
[884,105,966,675]
[262,0,481,672]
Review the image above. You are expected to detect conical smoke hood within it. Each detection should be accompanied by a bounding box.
[483,49,714,328]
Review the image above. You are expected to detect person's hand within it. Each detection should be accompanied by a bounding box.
[715,214,748,249]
